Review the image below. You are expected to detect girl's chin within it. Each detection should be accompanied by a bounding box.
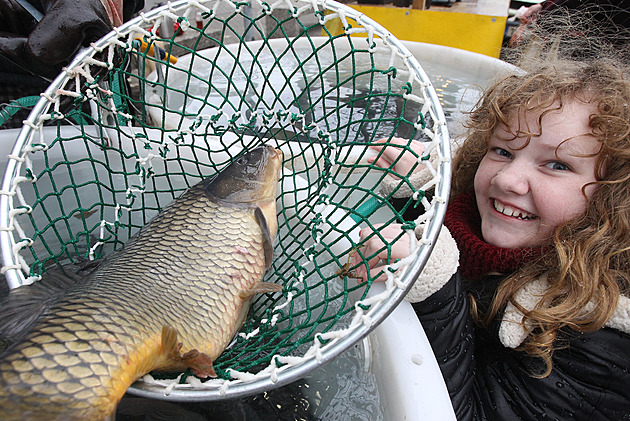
[481,230,537,249]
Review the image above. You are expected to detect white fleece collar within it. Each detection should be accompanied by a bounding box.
[499,278,630,348]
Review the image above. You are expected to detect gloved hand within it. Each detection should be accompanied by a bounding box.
[0,0,144,79]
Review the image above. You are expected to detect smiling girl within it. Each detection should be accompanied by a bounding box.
[359,59,630,419]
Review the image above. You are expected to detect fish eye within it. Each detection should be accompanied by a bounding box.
[236,156,248,165]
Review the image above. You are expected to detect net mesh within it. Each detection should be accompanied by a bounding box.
[0,0,450,399]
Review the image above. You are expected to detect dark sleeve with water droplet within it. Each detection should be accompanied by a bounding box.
[412,272,481,420]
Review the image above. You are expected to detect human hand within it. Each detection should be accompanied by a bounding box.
[519,4,543,24]
[354,223,460,303]
[509,4,543,47]
[0,0,143,79]
[353,223,413,283]
[367,137,427,179]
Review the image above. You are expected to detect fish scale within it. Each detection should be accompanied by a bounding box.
[0,146,283,420]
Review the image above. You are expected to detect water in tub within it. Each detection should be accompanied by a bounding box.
[0,50,491,419]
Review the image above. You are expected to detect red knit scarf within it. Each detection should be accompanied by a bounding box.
[444,190,541,280]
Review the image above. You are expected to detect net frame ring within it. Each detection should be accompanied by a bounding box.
[0,0,451,402]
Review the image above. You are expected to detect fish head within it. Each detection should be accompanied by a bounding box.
[204,145,283,207]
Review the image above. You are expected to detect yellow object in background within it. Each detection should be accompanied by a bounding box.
[325,5,507,58]
[134,37,178,64]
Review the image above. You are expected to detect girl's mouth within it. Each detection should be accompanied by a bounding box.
[493,200,537,220]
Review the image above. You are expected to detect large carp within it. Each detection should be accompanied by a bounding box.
[0,145,284,420]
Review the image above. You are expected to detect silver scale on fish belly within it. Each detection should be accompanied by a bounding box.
[0,146,284,420]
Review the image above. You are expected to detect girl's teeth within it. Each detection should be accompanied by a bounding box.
[494,200,536,220]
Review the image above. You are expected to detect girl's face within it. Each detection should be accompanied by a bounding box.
[474,101,601,249]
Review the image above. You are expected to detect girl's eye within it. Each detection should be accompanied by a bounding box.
[546,161,570,171]
[492,147,512,159]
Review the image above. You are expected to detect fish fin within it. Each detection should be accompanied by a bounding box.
[239,281,283,299]
[160,325,181,357]
[0,264,89,344]
[161,325,217,379]
[254,206,274,269]
[181,349,217,378]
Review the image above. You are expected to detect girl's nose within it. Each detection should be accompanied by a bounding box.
[491,162,530,195]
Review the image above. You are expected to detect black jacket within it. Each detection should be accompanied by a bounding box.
[413,272,630,420]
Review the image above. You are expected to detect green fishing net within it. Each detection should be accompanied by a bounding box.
[0,0,450,399]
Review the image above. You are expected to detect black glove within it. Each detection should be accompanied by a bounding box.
[0,0,144,80]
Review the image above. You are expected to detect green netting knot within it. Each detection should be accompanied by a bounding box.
[417,112,426,129]
[29,143,47,151]
[228,113,241,126]
[401,220,416,231]
[15,206,31,215]
[420,152,430,161]
[73,94,85,105]
[190,117,203,131]
[357,303,370,311]
[159,145,170,158]
[168,133,185,144]
[316,335,332,346]
[262,110,275,125]
[215,367,230,380]
[259,320,274,333]
[304,247,316,261]
[310,215,323,240]
[317,130,330,142]
[274,357,288,369]
[179,369,191,383]
[402,82,412,95]
[413,190,426,208]
[315,194,329,206]
[378,66,397,78]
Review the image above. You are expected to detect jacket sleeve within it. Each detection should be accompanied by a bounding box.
[412,274,630,420]
[405,224,459,303]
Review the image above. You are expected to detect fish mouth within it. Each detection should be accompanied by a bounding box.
[270,148,283,175]
[493,200,537,220]
[248,147,283,199]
